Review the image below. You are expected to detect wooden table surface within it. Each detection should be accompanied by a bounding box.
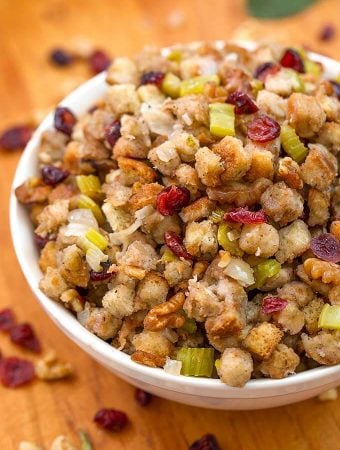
[1,0,340,448]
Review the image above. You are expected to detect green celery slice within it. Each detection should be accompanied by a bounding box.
[318,304,340,330]
[280,123,308,163]
[85,227,109,251]
[180,74,220,96]
[217,222,243,256]
[209,103,235,137]
[176,347,214,377]
[253,259,281,288]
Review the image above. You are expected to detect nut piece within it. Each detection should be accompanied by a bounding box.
[35,350,72,381]
[50,435,77,450]
[243,322,283,360]
[303,258,340,285]
[144,292,185,331]
[330,221,340,240]
[131,350,166,368]
[19,442,43,450]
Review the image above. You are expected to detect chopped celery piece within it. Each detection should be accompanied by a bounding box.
[167,49,182,62]
[180,74,220,96]
[336,73,340,83]
[85,227,109,251]
[76,175,101,199]
[180,316,197,334]
[77,194,105,225]
[209,103,235,137]
[211,208,225,224]
[161,73,181,98]
[77,235,98,252]
[280,123,308,163]
[253,259,281,288]
[304,60,322,77]
[79,430,93,450]
[318,304,340,330]
[250,79,264,95]
[217,222,243,256]
[176,348,214,377]
[161,248,178,263]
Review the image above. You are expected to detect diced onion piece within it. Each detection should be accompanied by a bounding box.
[76,175,102,198]
[161,248,178,263]
[176,348,214,377]
[77,194,105,225]
[161,73,181,98]
[280,123,308,163]
[180,74,220,96]
[224,257,255,287]
[85,227,109,251]
[217,251,231,268]
[217,222,243,256]
[304,60,322,77]
[209,103,235,137]
[134,205,154,221]
[318,304,340,330]
[86,247,108,272]
[109,219,143,245]
[67,208,98,228]
[253,259,281,288]
[163,357,182,376]
[64,222,90,237]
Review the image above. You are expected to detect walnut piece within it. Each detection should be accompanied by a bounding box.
[35,350,73,381]
[303,258,340,285]
[144,292,185,331]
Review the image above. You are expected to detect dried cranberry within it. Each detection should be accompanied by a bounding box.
[254,62,280,82]
[50,48,73,66]
[189,434,221,450]
[224,207,267,224]
[104,120,121,148]
[280,48,305,73]
[247,115,280,143]
[261,297,288,315]
[319,24,335,41]
[226,91,258,115]
[0,357,35,388]
[135,388,153,406]
[140,71,165,86]
[54,107,77,136]
[89,50,111,74]
[10,323,41,353]
[310,233,340,263]
[0,125,33,151]
[164,231,193,261]
[90,262,114,282]
[94,408,128,432]
[330,81,340,100]
[34,233,50,249]
[0,308,16,332]
[157,185,191,216]
[41,165,69,185]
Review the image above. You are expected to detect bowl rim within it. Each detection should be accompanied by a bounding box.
[9,40,340,396]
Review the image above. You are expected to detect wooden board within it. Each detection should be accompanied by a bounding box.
[0,0,339,448]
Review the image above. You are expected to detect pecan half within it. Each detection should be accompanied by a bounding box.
[303,258,340,285]
[143,292,185,331]
[131,350,165,367]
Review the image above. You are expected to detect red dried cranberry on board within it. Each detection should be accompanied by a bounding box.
[261,297,288,314]
[135,388,153,406]
[50,48,73,66]
[10,323,41,353]
[41,165,69,186]
[310,233,340,263]
[224,207,267,224]
[164,231,193,261]
[189,433,221,450]
[247,115,280,143]
[280,48,305,73]
[0,357,35,388]
[0,308,16,332]
[319,24,336,41]
[157,185,190,216]
[54,107,77,136]
[94,408,128,432]
[0,125,33,151]
[226,91,258,115]
[140,71,165,86]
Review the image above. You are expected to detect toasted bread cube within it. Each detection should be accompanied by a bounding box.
[243,322,283,360]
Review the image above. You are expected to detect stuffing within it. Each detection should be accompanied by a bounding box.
[106,56,139,85]
[15,180,52,205]
[143,211,181,244]
[265,69,306,97]
[276,157,303,190]
[243,322,283,360]
[117,157,157,185]
[174,164,202,196]
[102,202,133,232]
[244,143,274,182]
[332,185,340,220]
[39,241,59,273]
[303,298,325,335]
[59,244,89,288]
[134,272,169,310]
[35,200,69,237]
[107,83,140,115]
[256,90,287,121]
[259,344,300,378]
[184,220,218,260]
[195,146,224,187]
[315,122,340,154]
[102,174,134,207]
[239,223,279,257]
[300,144,338,191]
[39,267,68,300]
[102,284,135,319]
[260,266,294,292]
[163,260,193,287]
[296,263,332,298]
[207,178,272,207]
[275,220,311,263]
[163,95,209,127]
[132,330,173,358]
[184,280,222,322]
[260,182,304,226]
[315,91,340,122]
[148,141,181,176]
[212,136,252,182]
[277,281,314,308]
[81,303,122,340]
[329,286,340,305]
[127,182,163,212]
[307,188,330,226]
[287,92,326,137]
[272,301,305,335]
[137,84,165,103]
[217,348,253,387]
[141,102,175,136]
[38,129,68,164]
[302,331,340,365]
[180,197,215,223]
[118,240,158,270]
[171,131,200,162]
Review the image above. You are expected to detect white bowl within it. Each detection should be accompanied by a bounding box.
[10,41,340,410]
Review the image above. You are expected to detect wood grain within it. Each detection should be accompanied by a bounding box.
[0,0,339,449]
